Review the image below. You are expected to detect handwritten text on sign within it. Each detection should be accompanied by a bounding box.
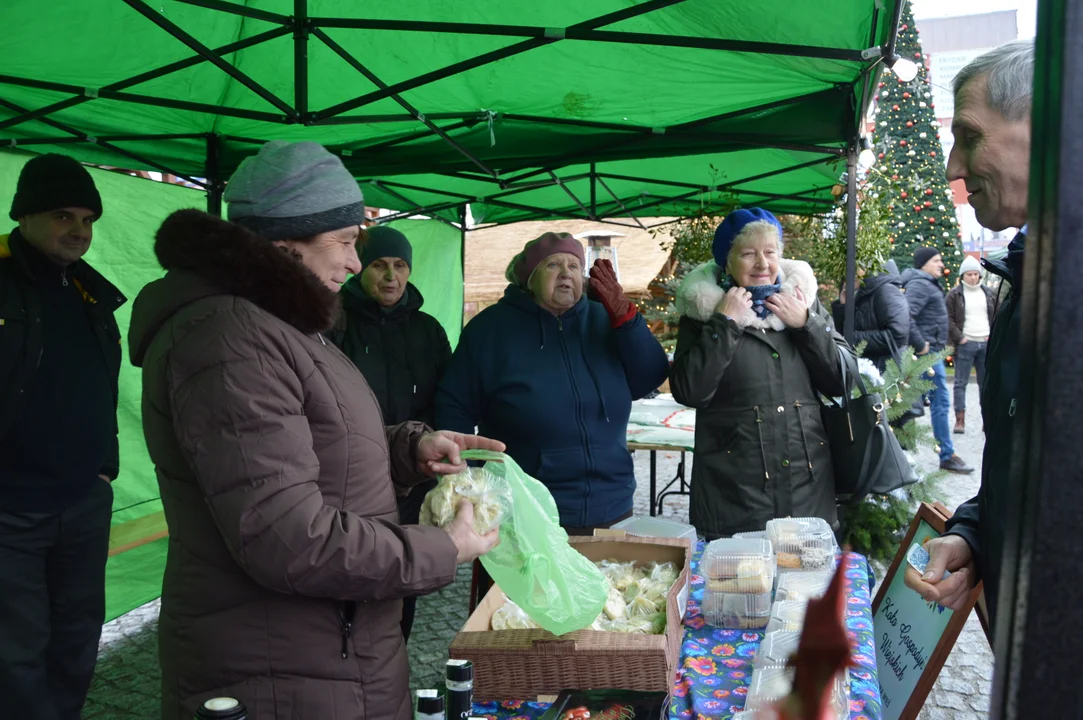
[873,520,954,720]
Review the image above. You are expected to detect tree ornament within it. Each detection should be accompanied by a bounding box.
[881,90,889,97]
[900,191,908,199]
[898,222,906,228]
[906,121,914,127]
[919,102,927,108]
[939,205,946,211]
[903,92,911,99]
[926,189,934,195]
[893,104,900,111]
[930,151,937,157]
[899,139,907,146]
[919,132,927,138]
[924,201,932,207]
[928,217,936,224]
[908,150,916,156]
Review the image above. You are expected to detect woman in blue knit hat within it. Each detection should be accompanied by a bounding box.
[670,208,850,539]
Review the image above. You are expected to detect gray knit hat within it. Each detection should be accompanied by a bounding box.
[224,140,365,241]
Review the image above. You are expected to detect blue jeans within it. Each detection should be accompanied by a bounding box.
[930,359,954,461]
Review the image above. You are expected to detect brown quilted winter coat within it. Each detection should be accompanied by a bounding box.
[128,209,458,720]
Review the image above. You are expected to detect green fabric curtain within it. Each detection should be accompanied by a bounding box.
[0,0,898,221]
[0,151,465,620]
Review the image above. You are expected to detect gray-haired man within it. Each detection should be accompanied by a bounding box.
[905,39,1033,627]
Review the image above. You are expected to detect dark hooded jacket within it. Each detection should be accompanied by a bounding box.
[128,209,457,720]
[831,266,910,372]
[328,277,451,429]
[946,232,1026,626]
[435,284,669,528]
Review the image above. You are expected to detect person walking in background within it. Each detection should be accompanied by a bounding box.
[946,255,995,434]
[831,258,910,373]
[328,224,452,643]
[0,154,125,719]
[902,247,974,474]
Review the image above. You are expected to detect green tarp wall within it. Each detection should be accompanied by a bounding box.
[0,149,463,620]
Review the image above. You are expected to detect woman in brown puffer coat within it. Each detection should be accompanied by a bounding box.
[128,141,501,720]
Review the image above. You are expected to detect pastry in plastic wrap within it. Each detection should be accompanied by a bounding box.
[491,599,541,630]
[419,467,508,535]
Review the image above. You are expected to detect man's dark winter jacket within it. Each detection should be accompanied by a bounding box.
[0,229,125,508]
[901,267,949,352]
[831,272,910,371]
[945,232,1025,627]
[328,277,451,428]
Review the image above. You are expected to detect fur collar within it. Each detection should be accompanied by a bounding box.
[154,209,340,334]
[675,258,819,330]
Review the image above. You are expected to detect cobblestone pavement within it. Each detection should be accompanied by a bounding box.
[88,384,990,718]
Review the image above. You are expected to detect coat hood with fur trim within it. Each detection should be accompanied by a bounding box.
[129,209,341,366]
[675,258,819,331]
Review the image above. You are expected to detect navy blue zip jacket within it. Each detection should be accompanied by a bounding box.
[435,284,669,527]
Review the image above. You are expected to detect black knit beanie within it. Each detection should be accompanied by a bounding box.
[9,153,103,221]
[362,225,413,269]
[913,246,941,269]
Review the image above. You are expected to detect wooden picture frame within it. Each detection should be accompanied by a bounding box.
[871,502,985,720]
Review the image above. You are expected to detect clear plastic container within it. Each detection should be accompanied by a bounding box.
[611,516,698,544]
[702,538,775,594]
[764,600,809,634]
[765,517,838,572]
[731,530,767,540]
[775,571,833,602]
[744,667,849,719]
[701,590,772,629]
[752,630,802,669]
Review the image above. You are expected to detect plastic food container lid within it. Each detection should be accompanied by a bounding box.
[702,538,776,584]
[744,667,849,718]
[775,571,834,601]
[731,530,767,540]
[611,516,698,541]
[764,600,809,634]
[752,630,802,668]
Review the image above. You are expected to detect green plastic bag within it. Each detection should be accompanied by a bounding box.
[461,450,607,636]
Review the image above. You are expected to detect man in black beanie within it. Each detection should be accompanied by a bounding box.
[0,153,125,718]
[327,224,451,643]
[901,246,974,475]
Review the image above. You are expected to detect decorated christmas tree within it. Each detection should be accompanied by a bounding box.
[870,0,963,276]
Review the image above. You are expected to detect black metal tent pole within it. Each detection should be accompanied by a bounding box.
[0,97,208,188]
[595,175,648,230]
[311,29,499,179]
[120,0,298,121]
[310,0,688,121]
[294,0,309,124]
[590,163,597,218]
[459,205,468,318]
[205,133,223,216]
[993,0,1083,715]
[0,26,292,132]
[843,142,858,344]
[546,170,592,217]
[7,133,208,145]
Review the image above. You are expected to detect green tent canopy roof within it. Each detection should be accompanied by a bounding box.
[0,0,901,222]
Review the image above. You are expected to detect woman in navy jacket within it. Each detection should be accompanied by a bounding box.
[436,232,669,533]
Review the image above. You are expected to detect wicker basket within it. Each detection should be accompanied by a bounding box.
[449,535,692,700]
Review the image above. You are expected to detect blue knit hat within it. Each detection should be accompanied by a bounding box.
[712,208,784,268]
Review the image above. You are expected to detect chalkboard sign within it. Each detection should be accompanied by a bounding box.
[871,503,983,720]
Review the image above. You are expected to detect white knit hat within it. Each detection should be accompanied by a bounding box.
[959,255,982,275]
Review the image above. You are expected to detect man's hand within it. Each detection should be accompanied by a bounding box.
[99,474,111,484]
[903,535,978,611]
[416,431,506,477]
[960,338,969,345]
[445,500,501,564]
[765,286,810,329]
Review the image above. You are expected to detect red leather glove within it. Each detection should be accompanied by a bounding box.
[589,259,637,328]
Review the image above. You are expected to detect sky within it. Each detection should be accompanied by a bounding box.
[911,0,1037,37]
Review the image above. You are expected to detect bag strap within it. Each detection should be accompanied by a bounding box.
[824,344,867,409]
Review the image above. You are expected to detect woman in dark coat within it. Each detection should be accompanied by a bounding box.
[670,208,849,539]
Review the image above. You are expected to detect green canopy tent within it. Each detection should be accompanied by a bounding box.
[0,0,902,618]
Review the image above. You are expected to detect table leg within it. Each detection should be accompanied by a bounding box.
[656,451,692,516]
[649,451,657,517]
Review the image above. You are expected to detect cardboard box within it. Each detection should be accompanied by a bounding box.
[449,535,692,701]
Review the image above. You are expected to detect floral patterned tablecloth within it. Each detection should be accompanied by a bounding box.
[472,547,881,720]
